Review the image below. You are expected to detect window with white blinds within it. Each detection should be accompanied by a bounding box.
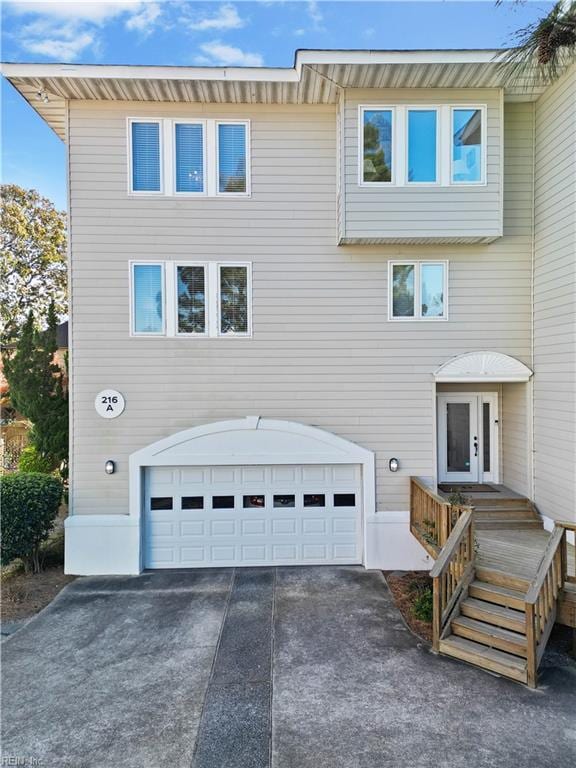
[177,265,206,334]
[175,123,204,193]
[131,262,251,337]
[219,265,249,334]
[217,123,247,194]
[128,119,250,196]
[131,122,161,192]
[131,263,164,334]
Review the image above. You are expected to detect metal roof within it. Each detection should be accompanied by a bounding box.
[1,49,550,141]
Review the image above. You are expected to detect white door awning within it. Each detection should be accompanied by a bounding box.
[434,351,533,383]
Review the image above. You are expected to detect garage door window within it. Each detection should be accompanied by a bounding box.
[151,497,173,510]
[243,495,265,508]
[182,496,203,509]
[274,495,295,507]
[304,494,325,507]
[334,493,356,506]
[213,495,234,509]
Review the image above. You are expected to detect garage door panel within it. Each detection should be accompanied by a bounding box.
[144,463,362,569]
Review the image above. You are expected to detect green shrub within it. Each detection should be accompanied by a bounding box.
[412,586,433,623]
[1,472,63,572]
[18,444,57,474]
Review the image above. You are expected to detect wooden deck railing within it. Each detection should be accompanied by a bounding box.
[410,477,470,557]
[524,525,567,688]
[556,521,576,585]
[429,509,475,652]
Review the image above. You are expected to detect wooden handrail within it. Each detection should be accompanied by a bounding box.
[429,508,475,652]
[554,521,576,532]
[554,521,576,584]
[410,477,449,508]
[525,526,565,604]
[525,525,566,687]
[409,477,470,557]
[430,510,474,578]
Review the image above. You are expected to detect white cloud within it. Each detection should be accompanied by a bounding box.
[195,40,263,67]
[5,0,163,60]
[307,1,323,27]
[21,31,95,60]
[186,4,245,32]
[5,1,146,23]
[125,1,161,34]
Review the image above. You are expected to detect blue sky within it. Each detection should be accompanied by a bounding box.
[1,1,553,210]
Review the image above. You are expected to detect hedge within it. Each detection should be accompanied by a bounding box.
[1,472,63,573]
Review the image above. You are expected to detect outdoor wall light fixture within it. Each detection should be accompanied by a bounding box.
[36,90,49,104]
[389,458,400,472]
[105,460,116,475]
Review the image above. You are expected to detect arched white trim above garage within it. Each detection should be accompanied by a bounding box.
[434,351,533,383]
[130,416,375,568]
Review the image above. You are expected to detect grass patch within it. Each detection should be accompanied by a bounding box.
[384,571,433,643]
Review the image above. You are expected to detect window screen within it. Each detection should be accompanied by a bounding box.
[218,123,247,193]
[219,266,249,334]
[177,266,206,334]
[175,123,204,193]
[132,264,164,334]
[131,122,161,192]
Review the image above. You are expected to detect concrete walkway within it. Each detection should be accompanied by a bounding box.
[2,567,575,768]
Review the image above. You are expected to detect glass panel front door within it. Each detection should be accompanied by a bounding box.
[437,394,498,484]
[446,402,471,473]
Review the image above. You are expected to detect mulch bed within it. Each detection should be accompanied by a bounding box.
[1,566,75,622]
[383,570,433,644]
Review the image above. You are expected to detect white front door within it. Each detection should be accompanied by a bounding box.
[437,393,498,484]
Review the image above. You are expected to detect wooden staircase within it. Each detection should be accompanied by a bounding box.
[409,479,573,688]
[472,496,544,531]
[439,571,531,684]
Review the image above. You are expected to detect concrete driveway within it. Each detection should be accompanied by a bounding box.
[2,567,575,768]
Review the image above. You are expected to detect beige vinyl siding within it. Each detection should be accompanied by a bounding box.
[340,88,503,243]
[501,383,531,496]
[533,66,576,523]
[68,100,532,517]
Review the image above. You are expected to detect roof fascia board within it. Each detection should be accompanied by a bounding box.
[0,62,300,83]
[296,50,506,65]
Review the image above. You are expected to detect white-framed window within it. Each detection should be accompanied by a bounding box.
[388,261,448,321]
[129,119,163,194]
[359,106,394,185]
[358,105,486,187]
[128,118,250,197]
[407,107,439,184]
[451,106,486,184]
[130,262,166,335]
[130,261,252,338]
[216,121,250,196]
[174,121,206,195]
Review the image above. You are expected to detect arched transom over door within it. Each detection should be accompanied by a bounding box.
[130,418,375,569]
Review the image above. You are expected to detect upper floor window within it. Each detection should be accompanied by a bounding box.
[131,121,162,193]
[218,123,248,194]
[389,261,447,321]
[131,261,252,337]
[407,109,437,183]
[361,108,393,184]
[175,122,205,193]
[129,118,250,196]
[452,108,483,184]
[359,105,485,187]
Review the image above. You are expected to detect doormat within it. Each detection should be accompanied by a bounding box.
[438,483,499,494]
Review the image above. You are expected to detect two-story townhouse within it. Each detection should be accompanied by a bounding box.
[3,51,575,582]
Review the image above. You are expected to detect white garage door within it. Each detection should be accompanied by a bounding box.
[144,464,362,568]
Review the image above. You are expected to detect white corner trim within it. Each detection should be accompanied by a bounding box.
[434,351,533,383]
